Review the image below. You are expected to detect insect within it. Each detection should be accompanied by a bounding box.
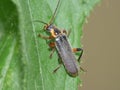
[36,0,83,77]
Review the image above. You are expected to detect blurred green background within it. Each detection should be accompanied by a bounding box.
[80,0,120,90]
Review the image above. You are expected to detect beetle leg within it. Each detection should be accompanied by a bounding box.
[38,33,56,58]
[62,29,71,37]
[72,48,83,62]
[49,42,55,48]
[80,67,86,72]
[53,55,62,73]
[48,42,56,58]
[53,63,62,73]
[49,48,56,58]
[77,48,83,63]
[38,34,54,39]
[72,48,86,72]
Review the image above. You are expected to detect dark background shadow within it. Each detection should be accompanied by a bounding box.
[0,0,19,35]
[0,1,23,90]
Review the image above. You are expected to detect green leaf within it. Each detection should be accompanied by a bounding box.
[0,0,100,90]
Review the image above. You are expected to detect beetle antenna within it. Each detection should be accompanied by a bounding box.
[49,0,60,24]
[32,20,48,25]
